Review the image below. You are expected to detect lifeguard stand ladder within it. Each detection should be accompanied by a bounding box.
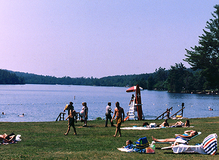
[128,98,144,120]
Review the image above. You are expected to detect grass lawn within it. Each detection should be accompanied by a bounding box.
[0,117,218,160]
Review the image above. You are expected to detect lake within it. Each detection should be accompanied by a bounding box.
[0,84,218,122]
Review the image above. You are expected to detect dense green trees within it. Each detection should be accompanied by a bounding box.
[0,69,24,84]
[10,66,209,93]
[153,67,168,90]
[167,63,186,93]
[184,5,219,89]
[166,63,199,93]
[1,66,214,93]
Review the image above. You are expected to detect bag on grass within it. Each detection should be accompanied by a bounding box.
[136,137,149,149]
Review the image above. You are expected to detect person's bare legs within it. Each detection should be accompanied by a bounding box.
[65,125,77,135]
[152,136,176,142]
[118,123,121,137]
[3,135,16,143]
[65,126,70,135]
[72,125,77,135]
[114,127,118,137]
[114,122,122,137]
[83,119,87,127]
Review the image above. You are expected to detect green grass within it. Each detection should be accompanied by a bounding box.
[0,117,219,160]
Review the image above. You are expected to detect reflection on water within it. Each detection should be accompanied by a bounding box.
[0,84,218,122]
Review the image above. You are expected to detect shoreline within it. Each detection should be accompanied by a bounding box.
[1,116,218,123]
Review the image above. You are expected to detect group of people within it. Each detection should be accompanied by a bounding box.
[63,101,126,137]
[63,101,193,140]
[159,119,190,128]
[63,101,88,136]
[105,101,125,137]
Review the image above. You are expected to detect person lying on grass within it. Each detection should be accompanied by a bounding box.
[0,133,16,143]
[171,120,190,127]
[160,119,169,127]
[123,140,134,149]
[152,130,198,142]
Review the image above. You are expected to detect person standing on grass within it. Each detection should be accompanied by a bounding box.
[64,109,77,136]
[111,102,125,137]
[64,102,74,115]
[81,102,88,127]
[105,102,114,127]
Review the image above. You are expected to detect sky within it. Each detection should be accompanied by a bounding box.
[0,0,218,78]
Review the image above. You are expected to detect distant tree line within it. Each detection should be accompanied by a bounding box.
[13,71,151,87]
[9,64,213,93]
[0,69,24,84]
[1,62,216,93]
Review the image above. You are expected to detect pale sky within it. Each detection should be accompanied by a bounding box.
[0,1,218,78]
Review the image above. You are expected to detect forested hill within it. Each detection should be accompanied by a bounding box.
[2,62,217,93]
[11,70,152,88]
[0,69,24,84]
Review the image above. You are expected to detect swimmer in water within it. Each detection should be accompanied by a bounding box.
[18,113,24,117]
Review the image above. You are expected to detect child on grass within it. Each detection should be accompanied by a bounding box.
[123,140,134,149]
[64,110,77,136]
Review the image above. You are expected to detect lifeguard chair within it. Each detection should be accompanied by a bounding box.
[126,84,144,120]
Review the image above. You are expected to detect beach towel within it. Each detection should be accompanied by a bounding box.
[16,135,22,142]
[202,133,217,155]
[172,133,217,155]
[117,148,133,152]
[121,127,160,130]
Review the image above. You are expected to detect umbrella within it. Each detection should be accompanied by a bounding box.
[126,85,143,92]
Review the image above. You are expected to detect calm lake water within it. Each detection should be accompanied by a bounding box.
[0,84,218,122]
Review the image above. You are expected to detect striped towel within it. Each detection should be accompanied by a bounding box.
[202,133,217,155]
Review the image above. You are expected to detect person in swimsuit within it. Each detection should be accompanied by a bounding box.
[0,133,16,143]
[111,102,125,137]
[160,119,169,127]
[172,120,190,127]
[64,110,77,136]
[152,130,198,142]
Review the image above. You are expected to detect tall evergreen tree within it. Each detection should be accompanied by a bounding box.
[184,5,219,89]
[147,75,155,90]
[154,67,168,90]
[167,63,186,93]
